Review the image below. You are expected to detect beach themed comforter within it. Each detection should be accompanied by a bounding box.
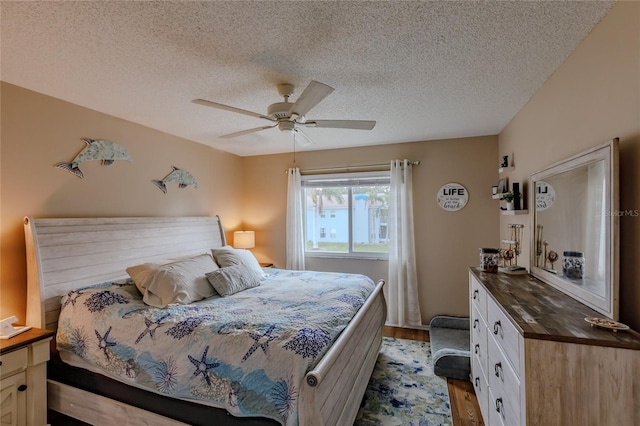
[56,269,376,426]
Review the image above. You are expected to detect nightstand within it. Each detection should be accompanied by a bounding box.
[0,328,54,426]
[259,262,274,268]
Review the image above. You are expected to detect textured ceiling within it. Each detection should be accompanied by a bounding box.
[1,1,614,157]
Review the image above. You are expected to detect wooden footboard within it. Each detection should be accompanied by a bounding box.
[299,279,386,426]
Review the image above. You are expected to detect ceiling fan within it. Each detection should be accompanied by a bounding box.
[193,81,376,146]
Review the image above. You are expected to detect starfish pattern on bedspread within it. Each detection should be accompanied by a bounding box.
[242,325,277,362]
[95,326,116,360]
[135,314,169,344]
[188,346,220,386]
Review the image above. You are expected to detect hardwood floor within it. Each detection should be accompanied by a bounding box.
[383,325,485,426]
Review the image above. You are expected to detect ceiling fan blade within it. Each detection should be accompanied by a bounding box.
[288,81,334,117]
[293,128,314,147]
[220,124,277,139]
[302,120,376,130]
[192,99,275,122]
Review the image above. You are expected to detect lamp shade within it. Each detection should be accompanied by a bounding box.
[234,231,255,249]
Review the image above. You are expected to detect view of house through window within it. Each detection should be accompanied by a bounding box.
[301,171,390,257]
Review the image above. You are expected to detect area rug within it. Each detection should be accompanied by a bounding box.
[354,337,453,426]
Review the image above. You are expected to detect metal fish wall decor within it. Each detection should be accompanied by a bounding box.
[153,166,198,194]
[56,138,133,178]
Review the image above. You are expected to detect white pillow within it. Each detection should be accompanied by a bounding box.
[126,253,219,308]
[206,264,262,296]
[212,246,267,279]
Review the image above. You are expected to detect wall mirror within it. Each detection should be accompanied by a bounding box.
[530,139,619,319]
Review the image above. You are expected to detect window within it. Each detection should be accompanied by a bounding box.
[302,171,390,258]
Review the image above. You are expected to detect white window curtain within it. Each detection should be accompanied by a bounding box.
[286,168,305,270]
[387,159,422,327]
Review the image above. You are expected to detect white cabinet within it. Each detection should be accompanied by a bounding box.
[0,329,54,426]
[1,371,26,426]
[469,268,640,426]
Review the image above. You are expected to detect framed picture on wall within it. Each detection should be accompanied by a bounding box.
[497,178,508,193]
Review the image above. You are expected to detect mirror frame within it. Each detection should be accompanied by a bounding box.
[529,139,619,319]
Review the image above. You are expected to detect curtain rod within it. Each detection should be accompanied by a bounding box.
[285,160,420,174]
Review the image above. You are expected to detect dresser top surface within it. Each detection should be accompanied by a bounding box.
[0,327,54,354]
[470,268,640,350]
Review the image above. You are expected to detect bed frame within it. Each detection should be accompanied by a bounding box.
[24,216,386,426]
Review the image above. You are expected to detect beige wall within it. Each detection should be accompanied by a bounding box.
[242,136,499,324]
[0,83,244,321]
[498,2,640,329]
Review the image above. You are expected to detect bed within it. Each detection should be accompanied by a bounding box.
[23,216,386,426]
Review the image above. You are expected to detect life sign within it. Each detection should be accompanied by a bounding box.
[437,183,469,211]
[536,181,555,211]
[443,187,465,196]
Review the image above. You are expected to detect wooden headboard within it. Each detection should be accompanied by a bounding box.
[24,216,226,331]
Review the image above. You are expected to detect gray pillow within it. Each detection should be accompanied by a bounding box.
[206,263,262,296]
[127,253,219,308]
[212,246,267,279]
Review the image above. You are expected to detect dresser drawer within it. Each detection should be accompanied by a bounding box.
[488,383,520,426]
[471,303,488,378]
[487,296,521,375]
[488,335,521,422]
[470,274,487,319]
[0,347,28,379]
[471,354,489,422]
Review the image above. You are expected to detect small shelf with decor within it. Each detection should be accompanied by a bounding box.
[496,185,527,215]
[499,153,514,174]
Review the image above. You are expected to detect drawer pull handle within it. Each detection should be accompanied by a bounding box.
[493,320,501,335]
[474,344,480,354]
[494,362,503,380]
[475,377,480,388]
[473,289,479,299]
[473,319,479,329]
[495,397,504,418]
[18,384,27,392]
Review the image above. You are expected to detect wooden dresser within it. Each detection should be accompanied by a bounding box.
[469,267,640,426]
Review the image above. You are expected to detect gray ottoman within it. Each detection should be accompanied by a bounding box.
[429,315,471,381]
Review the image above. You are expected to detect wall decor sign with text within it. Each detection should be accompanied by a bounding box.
[437,183,469,211]
[536,181,555,210]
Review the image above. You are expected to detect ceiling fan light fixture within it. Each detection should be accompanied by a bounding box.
[278,121,295,132]
[267,101,293,119]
